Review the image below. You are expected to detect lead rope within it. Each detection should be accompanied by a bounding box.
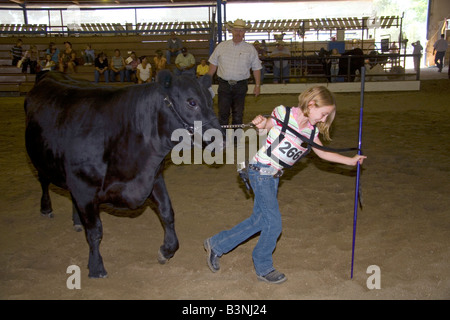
[220,114,273,129]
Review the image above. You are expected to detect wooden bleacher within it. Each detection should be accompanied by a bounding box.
[0,16,401,95]
[0,33,210,95]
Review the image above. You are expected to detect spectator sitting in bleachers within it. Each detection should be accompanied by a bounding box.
[94,52,109,83]
[109,49,126,82]
[166,32,183,65]
[153,49,167,76]
[45,42,59,67]
[41,53,56,72]
[196,58,209,78]
[271,41,290,84]
[125,51,140,83]
[82,44,95,65]
[136,56,152,84]
[10,38,23,67]
[21,45,39,74]
[174,47,196,77]
[59,41,77,73]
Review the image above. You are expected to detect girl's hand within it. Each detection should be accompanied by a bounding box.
[350,154,367,166]
[252,115,267,129]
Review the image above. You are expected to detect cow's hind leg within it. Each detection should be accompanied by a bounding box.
[150,171,179,264]
[71,201,83,232]
[39,173,53,218]
[72,194,107,278]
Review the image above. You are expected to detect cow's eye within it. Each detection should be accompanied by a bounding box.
[187,98,197,108]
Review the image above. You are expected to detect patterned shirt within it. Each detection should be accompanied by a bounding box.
[253,105,318,170]
[11,45,23,60]
[209,39,262,81]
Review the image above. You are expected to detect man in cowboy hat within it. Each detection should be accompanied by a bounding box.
[208,19,262,126]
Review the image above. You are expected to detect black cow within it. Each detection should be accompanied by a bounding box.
[25,71,222,278]
[340,48,365,82]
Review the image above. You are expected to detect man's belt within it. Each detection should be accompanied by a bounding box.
[218,77,247,86]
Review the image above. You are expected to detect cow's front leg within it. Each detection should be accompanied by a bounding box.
[72,194,107,278]
[150,170,179,264]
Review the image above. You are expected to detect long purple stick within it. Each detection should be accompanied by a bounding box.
[351,66,365,279]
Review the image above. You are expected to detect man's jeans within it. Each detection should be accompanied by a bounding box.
[435,51,445,71]
[217,78,248,125]
[209,162,282,276]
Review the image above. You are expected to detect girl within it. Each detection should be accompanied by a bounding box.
[204,86,366,284]
[41,53,56,71]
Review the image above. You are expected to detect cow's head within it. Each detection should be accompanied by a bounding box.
[156,70,224,153]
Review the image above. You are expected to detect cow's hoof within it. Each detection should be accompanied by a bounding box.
[40,211,54,218]
[157,248,170,264]
[73,224,83,232]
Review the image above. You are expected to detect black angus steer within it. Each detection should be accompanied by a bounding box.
[25,71,222,278]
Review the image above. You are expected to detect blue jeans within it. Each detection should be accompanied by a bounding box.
[330,64,339,82]
[110,69,125,82]
[209,163,282,276]
[273,64,290,83]
[94,70,109,83]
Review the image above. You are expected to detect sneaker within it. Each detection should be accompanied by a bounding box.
[257,270,287,284]
[204,238,220,273]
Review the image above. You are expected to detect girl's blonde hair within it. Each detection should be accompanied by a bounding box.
[298,86,336,141]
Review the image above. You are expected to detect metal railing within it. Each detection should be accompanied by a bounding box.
[260,53,422,83]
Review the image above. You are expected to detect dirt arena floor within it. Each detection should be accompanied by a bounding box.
[1,79,449,300]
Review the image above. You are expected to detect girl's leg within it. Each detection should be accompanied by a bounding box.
[209,168,264,256]
[251,174,282,276]
[209,203,263,257]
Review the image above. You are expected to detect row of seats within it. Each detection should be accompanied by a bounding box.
[0,34,210,95]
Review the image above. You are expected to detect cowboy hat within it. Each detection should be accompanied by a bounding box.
[226,19,252,30]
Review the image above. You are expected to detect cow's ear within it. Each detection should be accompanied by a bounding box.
[198,74,212,88]
[156,70,173,89]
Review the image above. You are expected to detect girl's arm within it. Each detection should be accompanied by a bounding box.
[312,136,366,166]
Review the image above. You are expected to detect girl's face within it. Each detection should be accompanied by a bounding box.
[307,101,335,125]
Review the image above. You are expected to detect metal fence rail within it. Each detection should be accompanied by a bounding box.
[262,53,422,83]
